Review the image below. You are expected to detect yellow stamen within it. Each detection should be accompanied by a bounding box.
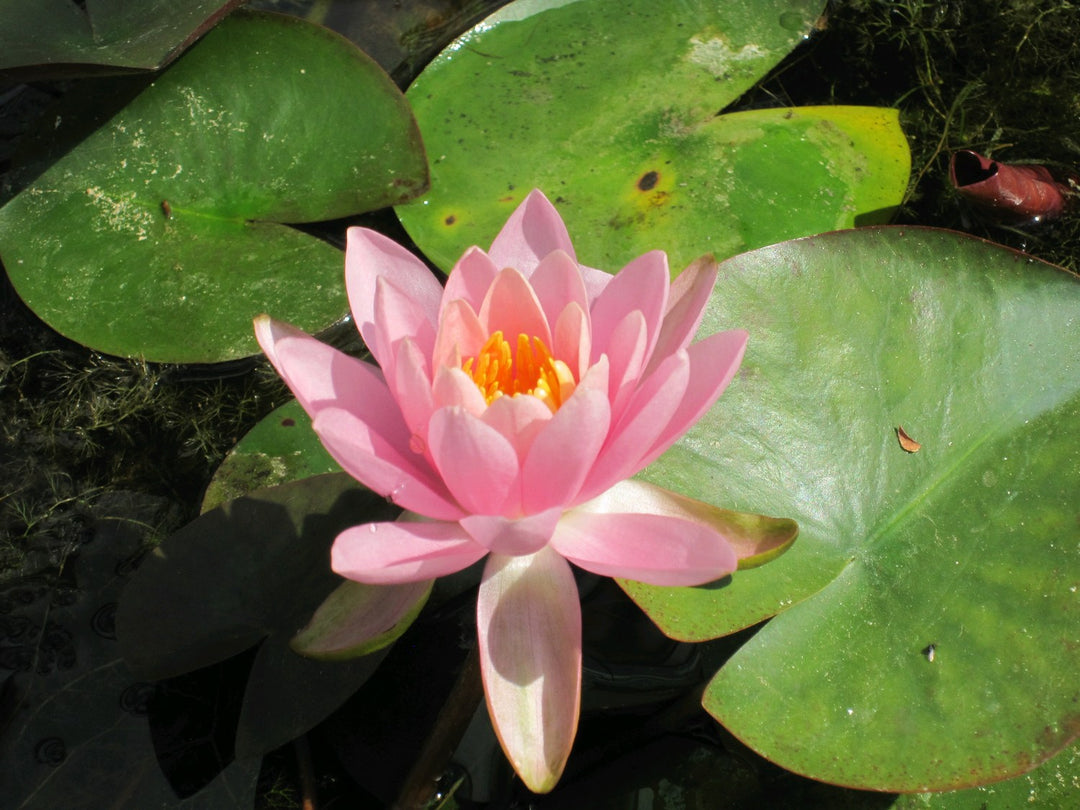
[462,331,576,412]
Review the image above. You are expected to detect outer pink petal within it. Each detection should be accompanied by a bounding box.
[521,385,610,514]
[645,255,718,376]
[637,329,748,469]
[481,393,553,461]
[477,548,581,794]
[527,250,589,330]
[372,275,437,376]
[429,407,522,516]
[332,520,487,584]
[441,246,500,317]
[478,267,552,347]
[432,298,487,371]
[589,250,669,366]
[313,407,462,520]
[346,227,443,353]
[460,508,563,555]
[255,316,379,417]
[576,349,690,503]
[550,511,737,586]
[488,190,576,276]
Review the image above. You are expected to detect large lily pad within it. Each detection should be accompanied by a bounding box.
[0,0,242,77]
[396,0,909,273]
[622,226,1079,791]
[0,10,428,363]
[116,473,423,758]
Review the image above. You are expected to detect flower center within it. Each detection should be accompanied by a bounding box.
[462,331,575,412]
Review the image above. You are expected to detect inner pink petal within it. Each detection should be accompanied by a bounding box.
[429,407,522,516]
[527,250,589,330]
[431,366,488,415]
[488,190,576,277]
[332,520,486,584]
[521,386,610,514]
[433,298,487,371]
[602,310,648,419]
[478,268,552,347]
[552,303,591,381]
[477,548,581,793]
[481,394,553,461]
[441,246,499,318]
[551,511,737,586]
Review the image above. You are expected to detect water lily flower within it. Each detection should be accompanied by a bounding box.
[254,190,749,793]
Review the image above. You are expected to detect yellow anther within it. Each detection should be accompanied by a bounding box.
[462,331,575,411]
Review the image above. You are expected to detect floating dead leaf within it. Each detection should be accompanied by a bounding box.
[896,425,922,453]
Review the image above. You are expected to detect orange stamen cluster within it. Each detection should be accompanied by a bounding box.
[463,331,575,412]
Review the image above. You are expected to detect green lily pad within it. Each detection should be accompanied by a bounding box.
[201,399,341,513]
[621,226,1079,791]
[0,0,242,77]
[117,473,423,757]
[0,10,428,363]
[891,738,1080,808]
[396,0,909,273]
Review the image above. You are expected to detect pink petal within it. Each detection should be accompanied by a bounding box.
[477,548,581,794]
[481,393,553,461]
[332,520,486,584]
[431,366,488,415]
[603,310,649,419]
[637,329,748,469]
[550,510,737,586]
[589,250,669,366]
[428,407,522,516]
[389,338,434,449]
[579,263,613,305]
[460,508,563,555]
[478,267,552,347]
[441,246,499,317]
[527,250,589,331]
[432,298,487,371]
[372,275,437,376]
[576,349,690,502]
[552,302,591,380]
[488,190,576,276]
[346,227,443,353]
[581,479,795,564]
[313,407,462,520]
[645,255,718,376]
[254,316,379,417]
[522,385,610,514]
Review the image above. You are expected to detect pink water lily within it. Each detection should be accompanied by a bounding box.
[254,190,748,793]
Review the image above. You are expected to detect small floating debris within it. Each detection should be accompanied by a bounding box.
[896,425,922,453]
[949,149,1077,225]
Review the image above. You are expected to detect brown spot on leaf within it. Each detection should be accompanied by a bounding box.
[637,170,659,191]
[444,215,456,226]
[897,425,921,453]
[160,200,172,219]
[281,418,296,427]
